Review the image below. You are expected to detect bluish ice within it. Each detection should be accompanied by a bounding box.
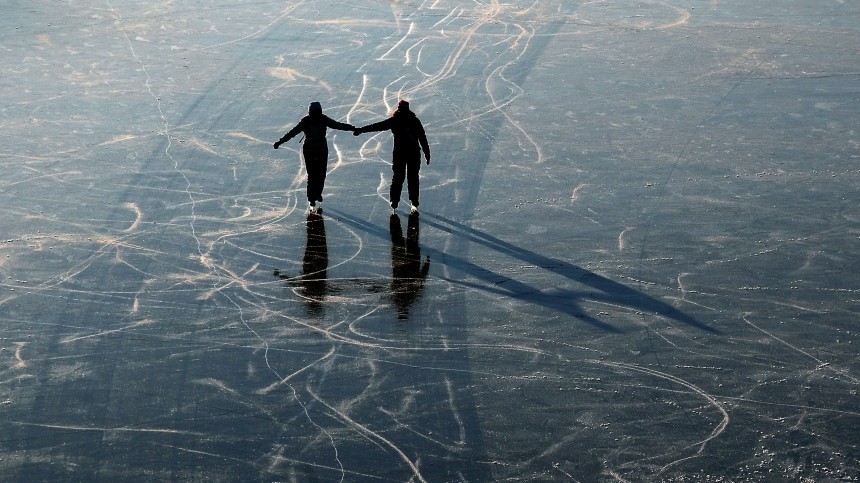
[1,1,858,481]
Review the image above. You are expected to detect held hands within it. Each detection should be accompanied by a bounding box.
[353,127,363,136]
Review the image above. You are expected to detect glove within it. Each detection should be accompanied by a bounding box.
[273,141,281,149]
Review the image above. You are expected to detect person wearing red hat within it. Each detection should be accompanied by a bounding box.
[274,101,355,213]
[354,100,430,214]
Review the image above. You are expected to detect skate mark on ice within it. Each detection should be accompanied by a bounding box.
[308,386,428,483]
[597,360,729,474]
[742,312,859,384]
[121,202,143,233]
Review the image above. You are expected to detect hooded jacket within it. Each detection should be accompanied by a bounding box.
[278,102,353,149]
[360,107,430,158]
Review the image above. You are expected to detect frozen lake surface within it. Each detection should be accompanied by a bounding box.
[1,1,859,481]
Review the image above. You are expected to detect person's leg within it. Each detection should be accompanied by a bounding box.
[389,155,407,208]
[315,147,327,203]
[304,147,328,204]
[406,155,421,207]
[303,150,316,204]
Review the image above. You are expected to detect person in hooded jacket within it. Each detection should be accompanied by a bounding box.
[274,101,355,212]
[354,100,430,213]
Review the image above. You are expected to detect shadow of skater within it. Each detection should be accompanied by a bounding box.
[327,208,716,333]
[275,212,329,316]
[389,212,430,319]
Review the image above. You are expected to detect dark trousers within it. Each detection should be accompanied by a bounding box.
[303,146,328,203]
[390,149,421,206]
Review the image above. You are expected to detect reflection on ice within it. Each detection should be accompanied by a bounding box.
[389,213,430,320]
[272,211,432,322]
[274,212,329,316]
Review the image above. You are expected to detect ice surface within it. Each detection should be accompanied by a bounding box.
[1,1,859,481]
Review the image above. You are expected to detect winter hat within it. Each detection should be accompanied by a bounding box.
[397,100,410,111]
[308,101,322,115]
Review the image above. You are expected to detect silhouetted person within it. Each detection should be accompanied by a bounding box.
[274,212,329,315]
[354,100,430,214]
[274,101,354,213]
[389,213,430,319]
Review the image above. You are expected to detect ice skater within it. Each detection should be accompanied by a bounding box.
[274,101,355,213]
[354,100,430,214]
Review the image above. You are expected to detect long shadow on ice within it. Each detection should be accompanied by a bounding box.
[328,209,716,334]
[422,213,718,334]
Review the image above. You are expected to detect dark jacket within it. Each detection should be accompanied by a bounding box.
[279,114,353,149]
[360,110,430,158]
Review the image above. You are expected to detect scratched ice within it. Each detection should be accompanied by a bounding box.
[1,1,859,481]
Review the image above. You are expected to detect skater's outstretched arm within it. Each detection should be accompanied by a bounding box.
[323,115,355,132]
[273,121,303,149]
[353,118,393,136]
